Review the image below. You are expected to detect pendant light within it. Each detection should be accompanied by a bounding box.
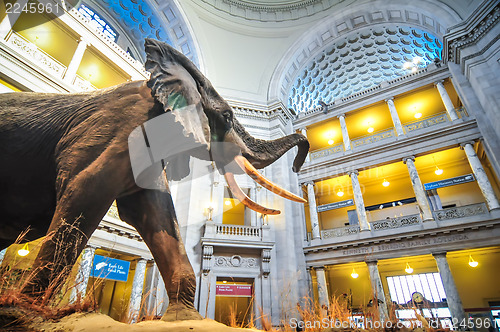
[351,268,359,279]
[405,262,414,274]
[468,255,478,268]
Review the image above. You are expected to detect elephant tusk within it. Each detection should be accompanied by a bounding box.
[224,172,280,215]
[234,155,307,203]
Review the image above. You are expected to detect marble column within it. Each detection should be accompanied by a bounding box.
[435,81,459,121]
[300,128,310,162]
[403,156,434,221]
[315,267,329,310]
[338,114,351,151]
[0,0,29,39]
[249,187,258,226]
[348,170,370,231]
[0,248,6,266]
[306,267,314,300]
[63,38,88,84]
[386,98,405,136]
[306,182,321,239]
[128,258,148,323]
[366,261,389,321]
[461,142,500,210]
[69,245,96,303]
[433,253,466,323]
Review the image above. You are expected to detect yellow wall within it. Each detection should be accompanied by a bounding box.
[77,48,130,89]
[222,198,245,225]
[326,263,372,308]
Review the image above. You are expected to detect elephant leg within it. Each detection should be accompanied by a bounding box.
[116,188,202,321]
[26,154,128,299]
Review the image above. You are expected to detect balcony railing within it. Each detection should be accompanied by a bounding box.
[216,224,261,238]
[310,142,343,161]
[403,112,448,133]
[203,221,269,242]
[321,225,360,239]
[351,128,395,148]
[433,203,488,221]
[371,214,422,231]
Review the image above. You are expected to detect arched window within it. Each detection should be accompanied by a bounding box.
[78,4,118,42]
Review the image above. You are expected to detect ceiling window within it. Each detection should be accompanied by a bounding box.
[78,4,118,42]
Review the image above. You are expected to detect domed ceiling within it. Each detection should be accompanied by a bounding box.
[288,25,442,113]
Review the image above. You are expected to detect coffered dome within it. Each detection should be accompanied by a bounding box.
[288,25,442,113]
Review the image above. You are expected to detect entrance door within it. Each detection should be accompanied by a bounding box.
[214,278,254,327]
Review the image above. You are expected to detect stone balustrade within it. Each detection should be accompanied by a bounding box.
[310,142,344,161]
[351,128,395,148]
[371,214,422,231]
[216,224,261,238]
[434,203,488,221]
[403,112,448,133]
[321,225,360,239]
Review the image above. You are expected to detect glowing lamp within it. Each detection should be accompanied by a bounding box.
[328,139,334,145]
[224,200,231,206]
[414,112,422,119]
[435,166,443,175]
[336,189,344,197]
[468,255,478,268]
[367,127,374,133]
[351,268,359,279]
[17,243,30,257]
[382,179,390,187]
[405,262,414,274]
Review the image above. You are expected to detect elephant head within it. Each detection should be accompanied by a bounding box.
[131,39,310,214]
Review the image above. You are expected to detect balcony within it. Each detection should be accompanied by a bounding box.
[202,221,273,248]
[313,203,490,244]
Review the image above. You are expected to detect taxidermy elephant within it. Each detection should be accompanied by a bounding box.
[0,38,309,320]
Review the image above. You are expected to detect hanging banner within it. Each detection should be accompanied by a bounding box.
[317,199,354,213]
[91,254,130,282]
[424,174,475,190]
[216,284,252,297]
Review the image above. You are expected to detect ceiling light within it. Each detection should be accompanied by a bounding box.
[351,268,359,279]
[328,139,334,145]
[222,280,227,283]
[411,67,418,73]
[397,201,403,206]
[468,255,478,268]
[414,112,422,119]
[17,243,29,257]
[405,262,413,274]
[403,62,411,69]
[367,127,374,133]
[413,57,422,64]
[382,179,390,187]
[225,200,231,206]
[336,189,344,197]
[435,166,443,175]
[379,204,384,209]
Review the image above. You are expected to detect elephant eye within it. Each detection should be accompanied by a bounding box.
[222,110,233,123]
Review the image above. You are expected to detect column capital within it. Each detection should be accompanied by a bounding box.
[384,97,394,103]
[78,36,90,47]
[365,259,378,266]
[338,113,346,119]
[347,169,359,177]
[432,251,447,258]
[315,265,326,271]
[434,80,444,86]
[459,141,476,149]
[303,181,315,187]
[402,156,415,164]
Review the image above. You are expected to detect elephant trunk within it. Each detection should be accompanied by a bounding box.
[230,119,310,173]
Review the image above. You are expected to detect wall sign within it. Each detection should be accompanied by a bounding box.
[317,199,354,213]
[424,174,475,190]
[216,284,252,297]
[91,254,130,282]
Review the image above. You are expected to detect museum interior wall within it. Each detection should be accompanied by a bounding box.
[0,0,500,328]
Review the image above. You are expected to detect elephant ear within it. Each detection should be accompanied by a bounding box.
[144,38,210,149]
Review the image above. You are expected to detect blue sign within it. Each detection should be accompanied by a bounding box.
[317,199,354,213]
[91,255,130,282]
[424,174,475,190]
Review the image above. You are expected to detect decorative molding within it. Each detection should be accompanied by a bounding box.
[321,225,360,239]
[371,214,421,231]
[403,112,448,133]
[202,245,213,275]
[214,254,259,269]
[310,143,344,161]
[351,128,395,148]
[434,203,488,221]
[262,249,271,277]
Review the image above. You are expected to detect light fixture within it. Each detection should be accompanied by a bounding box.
[379,204,384,209]
[412,57,422,65]
[414,112,422,119]
[17,243,30,257]
[382,179,390,187]
[435,166,443,175]
[403,62,412,69]
[350,268,359,279]
[222,280,227,283]
[328,139,334,145]
[224,200,231,206]
[367,127,374,133]
[468,255,478,268]
[405,262,414,274]
[336,188,344,197]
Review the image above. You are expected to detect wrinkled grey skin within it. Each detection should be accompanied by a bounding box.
[0,39,309,320]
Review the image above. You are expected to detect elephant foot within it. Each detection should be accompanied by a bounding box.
[161,303,203,321]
